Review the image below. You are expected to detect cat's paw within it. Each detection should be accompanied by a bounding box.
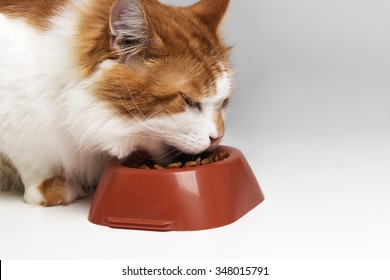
[23,177,86,206]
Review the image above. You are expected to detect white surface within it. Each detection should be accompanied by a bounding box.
[1,133,390,259]
[1,0,390,260]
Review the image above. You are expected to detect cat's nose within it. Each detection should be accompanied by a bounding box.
[209,136,223,144]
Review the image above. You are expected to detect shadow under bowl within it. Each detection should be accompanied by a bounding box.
[88,146,265,231]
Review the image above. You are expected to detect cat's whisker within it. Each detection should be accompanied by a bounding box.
[108,74,159,134]
[153,147,183,162]
[230,68,246,85]
[116,72,170,137]
[119,70,147,120]
[108,76,146,122]
[104,80,166,141]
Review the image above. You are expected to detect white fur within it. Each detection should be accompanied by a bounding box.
[23,184,45,205]
[0,2,233,205]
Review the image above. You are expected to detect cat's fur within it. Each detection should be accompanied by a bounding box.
[0,0,233,206]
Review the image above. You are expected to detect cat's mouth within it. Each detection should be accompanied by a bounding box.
[123,145,229,170]
[128,145,213,167]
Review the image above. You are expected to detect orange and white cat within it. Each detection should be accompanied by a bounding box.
[0,0,233,206]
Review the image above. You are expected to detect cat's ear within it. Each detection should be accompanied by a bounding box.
[189,0,230,32]
[109,0,162,56]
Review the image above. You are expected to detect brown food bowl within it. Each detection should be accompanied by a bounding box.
[88,146,265,231]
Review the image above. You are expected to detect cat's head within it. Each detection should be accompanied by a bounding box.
[91,0,233,161]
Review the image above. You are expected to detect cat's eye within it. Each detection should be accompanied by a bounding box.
[180,92,202,111]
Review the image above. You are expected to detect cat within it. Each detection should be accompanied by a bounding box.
[0,0,233,206]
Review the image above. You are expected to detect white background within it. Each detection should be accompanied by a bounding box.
[1,0,390,260]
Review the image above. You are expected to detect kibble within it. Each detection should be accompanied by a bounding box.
[136,150,230,170]
[184,161,198,168]
[153,164,164,170]
[167,162,183,169]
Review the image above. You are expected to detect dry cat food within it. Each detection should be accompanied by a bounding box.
[127,150,230,170]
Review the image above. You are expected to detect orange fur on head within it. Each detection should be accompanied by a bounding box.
[80,0,231,120]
